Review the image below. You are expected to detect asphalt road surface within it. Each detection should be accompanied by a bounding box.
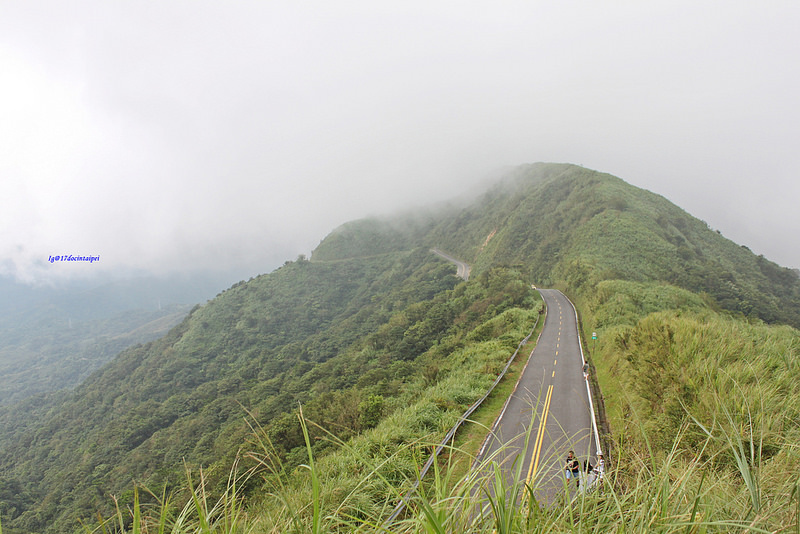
[476,288,598,504]
[431,248,471,281]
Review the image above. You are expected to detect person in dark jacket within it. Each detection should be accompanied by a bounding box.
[565,450,580,487]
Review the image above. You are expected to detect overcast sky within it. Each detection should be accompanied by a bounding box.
[2,1,799,285]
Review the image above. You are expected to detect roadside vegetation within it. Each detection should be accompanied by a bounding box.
[73,280,800,533]
[79,377,800,533]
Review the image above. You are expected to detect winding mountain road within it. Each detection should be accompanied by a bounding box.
[431,248,471,281]
[477,289,599,503]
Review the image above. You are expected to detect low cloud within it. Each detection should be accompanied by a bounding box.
[2,1,799,286]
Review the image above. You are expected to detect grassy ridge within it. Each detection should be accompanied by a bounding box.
[585,279,800,531]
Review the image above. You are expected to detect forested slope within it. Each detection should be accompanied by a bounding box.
[0,305,190,406]
[0,272,232,406]
[0,247,535,531]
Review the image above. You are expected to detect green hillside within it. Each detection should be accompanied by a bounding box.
[1,163,799,532]
[0,250,536,531]
[0,306,191,406]
[0,272,235,406]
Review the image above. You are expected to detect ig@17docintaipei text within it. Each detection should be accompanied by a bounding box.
[48,255,100,263]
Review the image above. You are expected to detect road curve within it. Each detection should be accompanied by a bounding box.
[476,289,598,503]
[431,248,471,281]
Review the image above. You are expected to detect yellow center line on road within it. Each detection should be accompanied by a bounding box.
[526,383,554,487]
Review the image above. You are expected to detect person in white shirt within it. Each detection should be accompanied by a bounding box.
[595,452,605,481]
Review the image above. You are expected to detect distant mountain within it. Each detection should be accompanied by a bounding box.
[0,272,244,405]
[0,271,242,323]
[2,163,799,532]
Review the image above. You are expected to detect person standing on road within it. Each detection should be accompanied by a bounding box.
[595,452,605,481]
[565,451,580,487]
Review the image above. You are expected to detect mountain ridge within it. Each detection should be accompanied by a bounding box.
[316,162,800,326]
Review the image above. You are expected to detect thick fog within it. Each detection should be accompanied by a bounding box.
[2,1,799,285]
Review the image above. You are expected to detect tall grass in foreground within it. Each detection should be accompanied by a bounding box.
[78,307,800,532]
[83,459,254,534]
[84,399,799,533]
